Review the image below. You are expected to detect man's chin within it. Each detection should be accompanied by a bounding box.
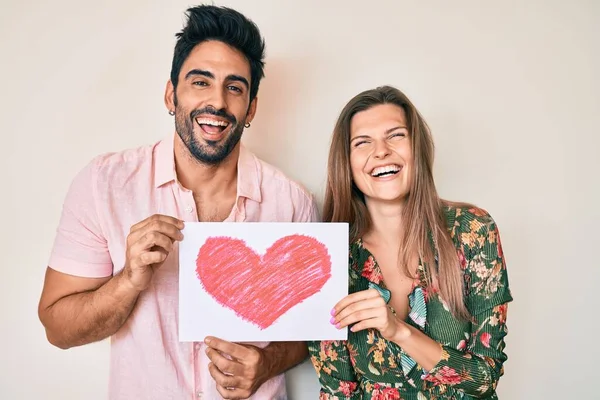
[190,146,231,165]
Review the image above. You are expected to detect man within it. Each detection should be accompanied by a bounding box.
[38,5,318,400]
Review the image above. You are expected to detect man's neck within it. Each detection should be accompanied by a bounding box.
[173,135,239,197]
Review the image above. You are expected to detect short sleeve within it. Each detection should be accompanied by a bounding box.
[293,192,322,223]
[48,158,113,278]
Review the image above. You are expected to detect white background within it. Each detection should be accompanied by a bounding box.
[179,222,348,342]
[1,0,598,399]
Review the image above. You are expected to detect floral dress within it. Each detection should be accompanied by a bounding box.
[308,206,513,399]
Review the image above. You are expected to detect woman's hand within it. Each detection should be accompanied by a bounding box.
[330,288,411,342]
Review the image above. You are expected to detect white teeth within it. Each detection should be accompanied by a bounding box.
[195,118,229,127]
[371,165,401,177]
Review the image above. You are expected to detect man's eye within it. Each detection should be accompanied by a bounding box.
[228,86,242,93]
[193,81,208,86]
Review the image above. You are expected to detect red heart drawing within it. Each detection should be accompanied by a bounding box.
[195,234,332,330]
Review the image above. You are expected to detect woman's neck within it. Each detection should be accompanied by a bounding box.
[363,199,405,248]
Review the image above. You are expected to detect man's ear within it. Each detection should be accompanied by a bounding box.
[246,97,258,124]
[164,80,175,112]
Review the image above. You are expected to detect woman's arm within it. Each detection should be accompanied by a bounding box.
[334,209,512,398]
[395,210,512,397]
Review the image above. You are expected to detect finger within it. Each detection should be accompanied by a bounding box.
[215,384,250,400]
[138,220,184,243]
[215,385,234,399]
[205,337,251,361]
[208,362,239,389]
[128,221,184,248]
[130,214,184,233]
[332,289,381,316]
[333,296,386,325]
[206,347,243,376]
[131,231,175,255]
[348,317,381,333]
[336,304,387,329]
[130,250,168,269]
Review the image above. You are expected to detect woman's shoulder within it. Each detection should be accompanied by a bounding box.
[442,202,501,252]
[443,203,512,309]
[443,202,496,233]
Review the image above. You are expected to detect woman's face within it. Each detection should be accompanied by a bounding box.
[349,104,413,205]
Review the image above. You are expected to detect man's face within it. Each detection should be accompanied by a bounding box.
[166,40,257,165]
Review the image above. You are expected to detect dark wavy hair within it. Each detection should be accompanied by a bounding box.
[170,5,266,101]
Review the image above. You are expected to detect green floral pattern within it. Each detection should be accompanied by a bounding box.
[308,207,513,399]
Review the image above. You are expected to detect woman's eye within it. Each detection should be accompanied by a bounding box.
[389,132,406,139]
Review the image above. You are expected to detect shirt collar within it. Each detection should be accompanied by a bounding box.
[153,133,262,203]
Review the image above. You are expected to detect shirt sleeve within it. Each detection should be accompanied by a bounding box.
[47,157,113,278]
[293,191,322,222]
[423,210,513,397]
[307,340,362,399]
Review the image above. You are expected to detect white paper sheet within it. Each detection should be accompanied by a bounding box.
[179,222,349,342]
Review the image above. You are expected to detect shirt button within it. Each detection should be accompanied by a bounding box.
[197,391,203,398]
[185,205,193,213]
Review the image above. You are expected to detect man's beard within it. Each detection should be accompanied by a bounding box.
[175,105,245,165]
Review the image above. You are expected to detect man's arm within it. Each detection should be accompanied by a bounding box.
[39,214,184,349]
[261,340,308,377]
[38,268,140,349]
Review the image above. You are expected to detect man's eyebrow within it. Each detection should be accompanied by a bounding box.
[226,74,249,89]
[184,69,214,80]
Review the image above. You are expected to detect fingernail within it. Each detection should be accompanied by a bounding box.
[329,317,335,324]
[204,337,211,344]
[330,308,336,316]
[335,323,341,329]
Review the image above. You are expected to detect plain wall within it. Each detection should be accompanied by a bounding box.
[1,0,598,399]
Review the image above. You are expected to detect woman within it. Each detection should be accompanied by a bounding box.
[308,86,512,399]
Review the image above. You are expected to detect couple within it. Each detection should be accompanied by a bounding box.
[37,4,512,400]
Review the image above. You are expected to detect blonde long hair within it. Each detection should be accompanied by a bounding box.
[324,85,470,320]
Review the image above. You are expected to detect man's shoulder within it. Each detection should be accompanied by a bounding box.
[252,153,315,203]
[85,141,159,181]
[89,141,157,169]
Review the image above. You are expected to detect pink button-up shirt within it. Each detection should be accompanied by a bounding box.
[48,134,320,400]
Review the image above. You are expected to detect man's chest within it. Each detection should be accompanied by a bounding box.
[193,192,237,222]
[100,185,197,275]
[99,182,298,275]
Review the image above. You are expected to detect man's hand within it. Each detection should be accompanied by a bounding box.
[123,214,184,292]
[204,336,270,399]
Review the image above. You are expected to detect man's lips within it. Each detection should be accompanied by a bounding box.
[195,117,230,134]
